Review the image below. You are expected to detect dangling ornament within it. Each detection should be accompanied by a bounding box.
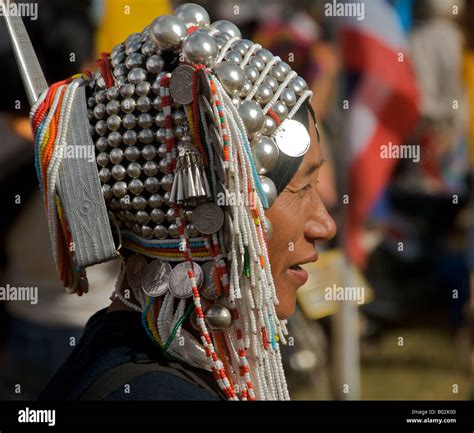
[169,143,212,205]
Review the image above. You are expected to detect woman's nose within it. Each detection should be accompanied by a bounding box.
[304,194,337,242]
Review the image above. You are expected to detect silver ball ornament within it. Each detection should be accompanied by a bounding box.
[238,100,264,136]
[289,76,308,96]
[214,61,245,96]
[182,31,218,67]
[150,15,187,50]
[272,101,288,118]
[225,50,242,64]
[211,20,242,39]
[204,304,233,330]
[175,3,210,28]
[251,136,279,175]
[259,175,277,207]
[255,84,273,104]
[261,115,277,135]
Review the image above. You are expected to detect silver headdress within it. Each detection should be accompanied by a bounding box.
[19,3,316,400]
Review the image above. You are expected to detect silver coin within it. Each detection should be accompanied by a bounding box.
[126,255,148,291]
[274,119,310,157]
[201,261,219,300]
[141,260,171,297]
[222,211,234,252]
[169,65,195,105]
[209,125,223,154]
[198,68,212,100]
[169,261,204,298]
[200,95,219,129]
[214,152,226,183]
[193,202,224,235]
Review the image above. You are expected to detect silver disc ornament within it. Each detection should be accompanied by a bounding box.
[273,119,310,157]
[169,261,204,298]
[126,255,148,291]
[192,201,224,235]
[201,260,219,300]
[169,64,195,105]
[141,260,172,297]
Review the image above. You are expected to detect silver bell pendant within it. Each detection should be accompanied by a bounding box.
[204,304,233,331]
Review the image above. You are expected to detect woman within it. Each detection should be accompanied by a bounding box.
[34,3,336,401]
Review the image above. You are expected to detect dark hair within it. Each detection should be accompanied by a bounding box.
[0,0,95,114]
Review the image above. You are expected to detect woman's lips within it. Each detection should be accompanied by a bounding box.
[285,264,309,285]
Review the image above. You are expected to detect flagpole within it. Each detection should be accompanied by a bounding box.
[331,0,362,398]
[1,0,48,107]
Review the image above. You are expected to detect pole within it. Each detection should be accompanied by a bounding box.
[1,0,47,107]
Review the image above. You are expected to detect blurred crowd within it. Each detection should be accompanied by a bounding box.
[0,0,472,400]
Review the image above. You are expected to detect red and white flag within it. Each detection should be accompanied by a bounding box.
[337,0,420,267]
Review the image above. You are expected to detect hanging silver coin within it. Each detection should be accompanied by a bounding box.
[209,125,223,154]
[201,260,219,300]
[141,260,172,297]
[200,95,219,129]
[198,68,212,100]
[222,211,234,252]
[193,202,224,235]
[126,254,148,291]
[169,261,204,298]
[169,64,195,105]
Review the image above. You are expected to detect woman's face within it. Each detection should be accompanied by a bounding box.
[265,124,337,320]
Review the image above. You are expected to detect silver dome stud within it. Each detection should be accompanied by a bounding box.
[151,208,166,223]
[204,304,233,330]
[123,130,137,146]
[128,67,147,84]
[251,136,279,175]
[129,179,144,196]
[244,65,259,83]
[143,160,159,176]
[259,175,277,207]
[261,115,277,135]
[111,164,126,181]
[182,30,218,67]
[149,194,164,209]
[255,84,273,104]
[175,3,210,28]
[289,76,308,96]
[109,148,124,164]
[132,196,147,211]
[211,20,242,39]
[150,15,187,50]
[153,225,168,239]
[214,61,245,96]
[225,50,242,64]
[280,88,297,107]
[238,100,264,137]
[112,181,128,198]
[127,162,142,178]
[146,54,165,74]
[124,146,140,162]
[272,101,288,119]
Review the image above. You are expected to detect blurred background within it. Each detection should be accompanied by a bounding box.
[0,0,472,400]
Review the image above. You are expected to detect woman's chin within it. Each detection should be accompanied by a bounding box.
[274,277,298,319]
